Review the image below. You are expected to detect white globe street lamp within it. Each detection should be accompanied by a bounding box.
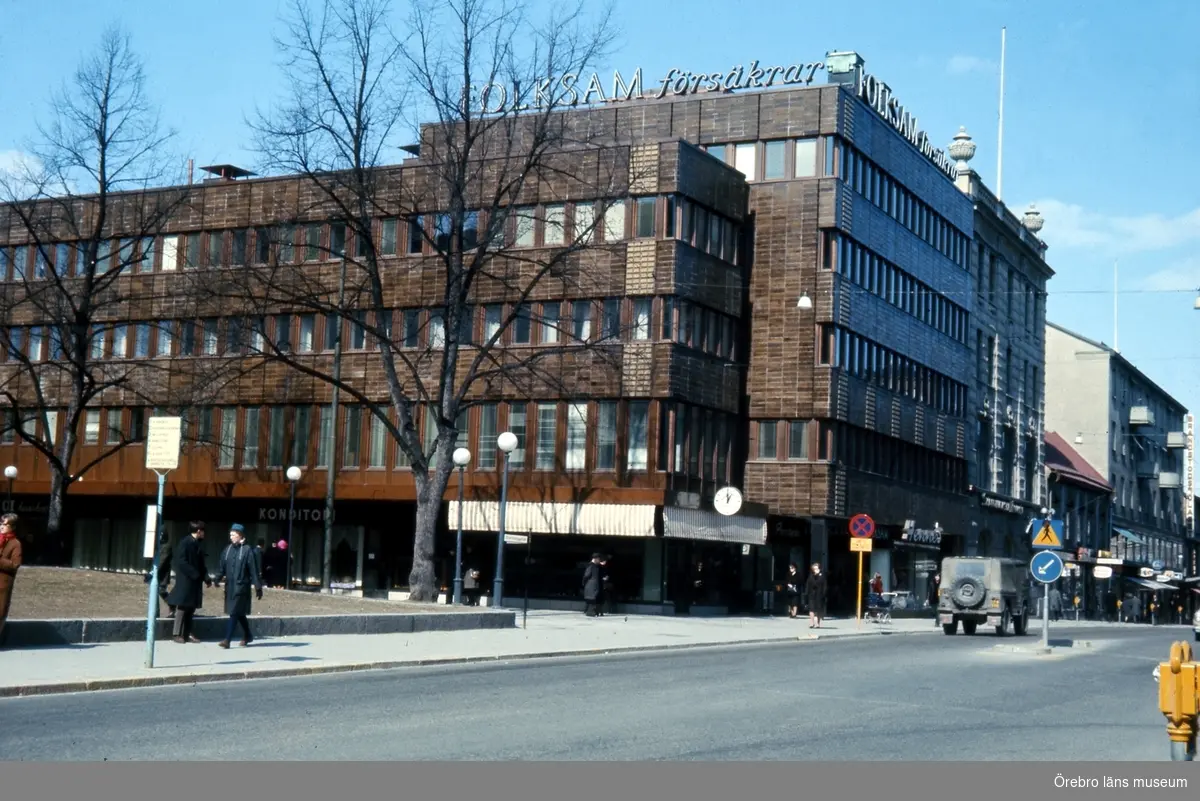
[452,447,472,605]
[493,432,518,606]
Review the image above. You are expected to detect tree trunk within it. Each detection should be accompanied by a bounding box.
[407,439,457,602]
[45,470,67,565]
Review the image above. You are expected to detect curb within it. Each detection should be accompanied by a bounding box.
[0,626,936,699]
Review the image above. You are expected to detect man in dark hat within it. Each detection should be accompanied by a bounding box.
[582,553,603,617]
[215,523,263,648]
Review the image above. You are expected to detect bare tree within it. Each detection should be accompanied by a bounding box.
[0,27,198,558]
[204,0,632,600]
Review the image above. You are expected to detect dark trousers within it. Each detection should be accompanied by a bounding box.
[224,614,251,643]
[173,607,196,639]
[584,601,600,616]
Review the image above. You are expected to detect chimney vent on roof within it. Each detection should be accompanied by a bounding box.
[199,164,256,183]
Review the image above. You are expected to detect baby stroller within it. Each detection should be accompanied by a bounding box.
[865,592,893,624]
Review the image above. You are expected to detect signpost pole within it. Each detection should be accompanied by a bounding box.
[1042,581,1050,650]
[144,470,167,669]
[856,551,864,628]
[143,416,182,671]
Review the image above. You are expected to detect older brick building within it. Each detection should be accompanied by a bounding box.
[1,53,1012,615]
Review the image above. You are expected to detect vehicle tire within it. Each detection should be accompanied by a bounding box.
[963,621,978,635]
[943,622,957,635]
[950,577,987,609]
[995,608,1010,637]
[1013,613,1028,636]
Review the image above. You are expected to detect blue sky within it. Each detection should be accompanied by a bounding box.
[2,0,1200,432]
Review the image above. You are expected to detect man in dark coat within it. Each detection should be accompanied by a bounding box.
[168,521,210,643]
[582,553,603,617]
[155,534,174,618]
[215,523,263,648]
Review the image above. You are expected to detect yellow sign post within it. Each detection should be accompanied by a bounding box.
[848,514,875,629]
[1157,641,1198,761]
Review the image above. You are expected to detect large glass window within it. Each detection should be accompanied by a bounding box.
[535,403,557,469]
[764,141,786,179]
[596,402,617,470]
[565,403,588,470]
[734,143,757,179]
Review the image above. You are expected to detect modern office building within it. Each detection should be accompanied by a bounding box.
[947,128,1054,562]
[2,51,1030,615]
[1043,322,1193,605]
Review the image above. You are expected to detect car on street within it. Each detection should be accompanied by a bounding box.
[937,556,1031,636]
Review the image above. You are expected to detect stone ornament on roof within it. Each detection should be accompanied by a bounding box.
[948,126,976,175]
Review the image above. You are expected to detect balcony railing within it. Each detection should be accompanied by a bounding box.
[1159,472,1182,490]
[1167,431,1187,449]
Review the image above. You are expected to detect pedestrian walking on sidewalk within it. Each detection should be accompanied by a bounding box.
[582,553,603,617]
[805,562,827,629]
[215,524,263,648]
[168,521,211,643]
[784,564,802,618]
[0,513,23,647]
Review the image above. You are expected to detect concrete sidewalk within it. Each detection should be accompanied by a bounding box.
[0,612,939,697]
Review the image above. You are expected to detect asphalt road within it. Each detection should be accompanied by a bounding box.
[0,624,1183,760]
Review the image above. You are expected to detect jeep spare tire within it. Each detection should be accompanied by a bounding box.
[951,576,986,608]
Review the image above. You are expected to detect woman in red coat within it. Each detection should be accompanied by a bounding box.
[0,513,23,646]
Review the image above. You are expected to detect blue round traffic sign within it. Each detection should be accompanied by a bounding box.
[1030,551,1064,584]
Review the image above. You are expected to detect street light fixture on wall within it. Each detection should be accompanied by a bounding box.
[796,292,813,310]
[493,431,518,607]
[451,446,472,605]
[285,465,302,589]
[4,465,16,509]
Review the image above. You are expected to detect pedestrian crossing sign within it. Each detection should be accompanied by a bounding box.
[1030,518,1064,550]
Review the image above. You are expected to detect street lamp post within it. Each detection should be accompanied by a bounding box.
[451,447,472,605]
[493,431,518,607]
[285,465,302,589]
[4,465,16,511]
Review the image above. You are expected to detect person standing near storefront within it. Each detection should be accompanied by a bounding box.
[168,521,211,643]
[0,513,23,647]
[805,562,827,629]
[215,524,263,648]
[582,554,603,617]
[784,564,802,619]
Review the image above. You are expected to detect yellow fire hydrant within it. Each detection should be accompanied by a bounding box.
[1158,641,1198,761]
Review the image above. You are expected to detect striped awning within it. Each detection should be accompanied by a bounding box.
[446,500,656,538]
[662,506,768,546]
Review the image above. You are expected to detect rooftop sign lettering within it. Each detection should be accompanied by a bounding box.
[467,61,826,115]
[854,72,957,180]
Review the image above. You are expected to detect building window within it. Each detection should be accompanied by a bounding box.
[601,298,621,340]
[185,234,201,269]
[204,232,221,267]
[544,204,565,245]
[428,312,445,348]
[292,406,311,466]
[304,224,321,261]
[628,401,649,471]
[540,303,560,343]
[565,403,588,470]
[278,226,295,263]
[405,216,423,254]
[349,310,367,350]
[596,402,617,470]
[764,141,786,179]
[604,201,626,241]
[477,403,498,469]
[734,143,757,179]
[507,403,526,469]
[275,314,292,352]
[789,421,809,460]
[572,301,591,341]
[575,203,595,244]
[218,408,236,467]
[242,408,260,469]
[110,324,127,359]
[317,406,333,468]
[268,406,286,467]
[133,323,151,358]
[707,144,727,163]
[84,410,101,445]
[254,228,271,264]
[379,219,397,256]
[298,315,316,353]
[512,304,531,344]
[795,139,817,178]
[632,298,651,341]
[535,403,557,469]
[514,207,535,247]
[368,412,387,468]
[343,406,362,468]
[635,197,656,238]
[483,304,502,343]
[402,311,420,348]
[758,421,778,459]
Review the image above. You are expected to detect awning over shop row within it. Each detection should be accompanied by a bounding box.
[1128,577,1180,592]
[663,506,768,546]
[1113,528,1146,546]
[448,500,656,538]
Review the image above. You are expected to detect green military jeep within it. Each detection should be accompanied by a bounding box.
[937,556,1030,636]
